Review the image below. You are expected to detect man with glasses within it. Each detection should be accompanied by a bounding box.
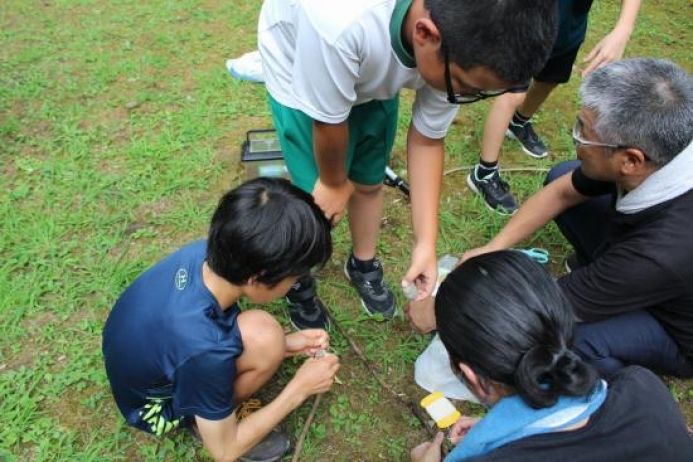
[453,58,693,378]
[258,0,557,330]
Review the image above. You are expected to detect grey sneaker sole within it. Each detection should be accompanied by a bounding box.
[343,261,397,318]
[505,128,549,158]
[466,174,517,216]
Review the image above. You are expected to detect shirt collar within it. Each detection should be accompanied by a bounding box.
[390,0,416,68]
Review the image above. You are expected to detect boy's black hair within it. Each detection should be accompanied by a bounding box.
[207,177,332,287]
[425,0,559,83]
[436,251,598,409]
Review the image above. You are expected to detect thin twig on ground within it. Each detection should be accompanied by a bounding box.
[325,310,437,439]
[443,165,550,176]
[291,394,323,462]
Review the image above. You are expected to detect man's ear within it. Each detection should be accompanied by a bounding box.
[620,147,650,175]
[412,17,441,48]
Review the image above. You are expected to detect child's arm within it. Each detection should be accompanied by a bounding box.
[311,120,353,223]
[196,354,339,462]
[402,124,444,300]
[581,0,641,76]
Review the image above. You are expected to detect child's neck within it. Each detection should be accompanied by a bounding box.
[202,262,243,310]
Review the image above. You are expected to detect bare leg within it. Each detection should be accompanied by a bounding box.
[234,310,286,403]
[348,182,385,261]
[480,91,527,163]
[516,80,559,118]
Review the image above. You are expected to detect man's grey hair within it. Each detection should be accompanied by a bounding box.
[580,58,693,167]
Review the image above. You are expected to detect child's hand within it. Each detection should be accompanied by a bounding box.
[285,329,330,357]
[289,353,340,399]
[449,416,480,444]
[410,432,444,462]
[402,244,437,300]
[405,296,436,334]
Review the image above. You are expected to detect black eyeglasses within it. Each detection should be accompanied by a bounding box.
[442,43,529,105]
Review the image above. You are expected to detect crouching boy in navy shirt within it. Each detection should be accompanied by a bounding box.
[103,178,340,462]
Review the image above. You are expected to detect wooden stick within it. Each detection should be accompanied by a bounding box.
[291,394,323,462]
[325,310,437,439]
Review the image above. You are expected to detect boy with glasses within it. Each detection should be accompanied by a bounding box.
[258,0,558,329]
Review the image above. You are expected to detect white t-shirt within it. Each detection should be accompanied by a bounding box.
[258,0,458,139]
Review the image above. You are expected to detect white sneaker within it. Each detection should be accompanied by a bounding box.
[226,50,264,83]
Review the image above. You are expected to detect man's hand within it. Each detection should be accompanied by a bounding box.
[288,354,340,400]
[581,28,631,76]
[405,296,436,334]
[285,329,329,357]
[410,432,444,462]
[459,244,498,265]
[312,178,354,224]
[449,416,480,444]
[402,244,437,300]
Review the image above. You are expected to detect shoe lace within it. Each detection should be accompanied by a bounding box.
[486,172,510,194]
[362,279,386,296]
[237,399,262,420]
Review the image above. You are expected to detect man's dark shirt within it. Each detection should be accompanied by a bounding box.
[558,168,693,359]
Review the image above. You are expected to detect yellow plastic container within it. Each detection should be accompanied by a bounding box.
[420,391,461,429]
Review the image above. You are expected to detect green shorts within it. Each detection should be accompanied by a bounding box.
[268,94,399,193]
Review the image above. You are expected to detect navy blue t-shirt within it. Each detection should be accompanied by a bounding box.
[103,240,244,435]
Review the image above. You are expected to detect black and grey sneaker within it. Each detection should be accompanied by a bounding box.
[285,275,330,330]
[234,400,291,462]
[466,167,518,215]
[185,400,291,462]
[506,119,548,158]
[239,427,291,462]
[344,257,396,319]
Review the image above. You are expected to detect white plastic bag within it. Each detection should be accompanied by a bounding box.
[414,334,479,403]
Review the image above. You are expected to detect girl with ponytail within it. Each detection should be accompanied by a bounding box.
[411,251,693,462]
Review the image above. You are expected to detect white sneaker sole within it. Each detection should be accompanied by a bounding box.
[466,174,517,216]
[505,129,549,159]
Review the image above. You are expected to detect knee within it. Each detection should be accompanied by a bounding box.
[238,310,286,366]
[494,91,525,110]
[544,160,581,186]
[353,182,383,197]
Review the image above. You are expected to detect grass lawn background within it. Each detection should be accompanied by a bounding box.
[1,0,691,460]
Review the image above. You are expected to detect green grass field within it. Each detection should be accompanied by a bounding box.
[1,0,691,460]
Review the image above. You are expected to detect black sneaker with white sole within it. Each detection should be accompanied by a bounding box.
[506,119,548,158]
[285,275,330,330]
[467,167,518,215]
[344,257,396,319]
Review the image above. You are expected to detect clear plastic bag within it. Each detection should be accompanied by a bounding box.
[414,334,479,403]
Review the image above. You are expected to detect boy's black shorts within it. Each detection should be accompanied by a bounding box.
[534,46,581,84]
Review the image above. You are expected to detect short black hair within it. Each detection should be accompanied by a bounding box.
[207,178,332,287]
[425,0,558,83]
[435,251,597,409]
